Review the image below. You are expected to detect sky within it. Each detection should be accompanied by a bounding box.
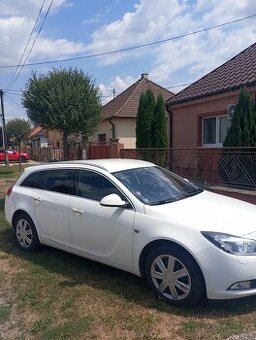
[0,0,256,121]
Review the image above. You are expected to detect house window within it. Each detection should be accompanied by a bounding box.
[202,116,230,147]
[98,134,106,142]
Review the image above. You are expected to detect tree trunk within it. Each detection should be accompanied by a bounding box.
[81,134,88,160]
[63,131,68,160]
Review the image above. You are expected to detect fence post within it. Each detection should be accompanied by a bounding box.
[109,138,119,158]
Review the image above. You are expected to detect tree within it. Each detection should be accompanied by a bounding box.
[6,118,30,171]
[144,89,156,148]
[22,67,102,160]
[136,89,155,148]
[152,94,168,148]
[136,93,147,148]
[224,87,256,147]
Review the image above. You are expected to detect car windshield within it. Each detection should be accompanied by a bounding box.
[113,166,203,205]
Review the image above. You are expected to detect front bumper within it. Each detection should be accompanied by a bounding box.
[197,246,256,300]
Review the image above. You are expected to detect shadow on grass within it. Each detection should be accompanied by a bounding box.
[0,198,5,210]
[1,226,256,319]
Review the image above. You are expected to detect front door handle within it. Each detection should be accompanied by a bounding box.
[72,208,84,215]
[33,196,42,202]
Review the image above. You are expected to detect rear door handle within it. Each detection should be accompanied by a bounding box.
[72,208,84,215]
[33,196,42,202]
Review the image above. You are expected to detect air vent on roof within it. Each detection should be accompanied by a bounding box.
[227,104,236,120]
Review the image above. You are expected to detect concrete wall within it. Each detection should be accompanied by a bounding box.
[90,111,170,149]
[40,136,48,148]
[48,130,63,147]
[90,118,136,149]
[115,118,136,149]
[89,120,112,143]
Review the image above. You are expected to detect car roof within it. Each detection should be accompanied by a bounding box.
[24,158,155,174]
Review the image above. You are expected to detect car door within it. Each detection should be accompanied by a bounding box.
[0,150,4,161]
[7,151,16,161]
[30,169,75,248]
[70,169,135,269]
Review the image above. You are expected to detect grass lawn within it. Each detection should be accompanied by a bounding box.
[1,167,256,339]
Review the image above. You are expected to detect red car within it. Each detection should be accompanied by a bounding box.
[0,149,30,162]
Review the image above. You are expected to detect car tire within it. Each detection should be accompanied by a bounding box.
[145,245,205,306]
[13,213,40,252]
[21,156,27,163]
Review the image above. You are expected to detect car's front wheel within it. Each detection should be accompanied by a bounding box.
[13,213,40,252]
[145,246,205,306]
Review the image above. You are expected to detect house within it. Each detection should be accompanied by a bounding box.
[166,42,256,148]
[29,127,63,149]
[29,127,48,150]
[90,73,174,148]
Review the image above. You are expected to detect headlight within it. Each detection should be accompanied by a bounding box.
[201,232,256,256]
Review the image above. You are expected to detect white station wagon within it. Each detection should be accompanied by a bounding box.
[5,159,256,306]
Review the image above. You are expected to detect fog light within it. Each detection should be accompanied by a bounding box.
[229,280,256,290]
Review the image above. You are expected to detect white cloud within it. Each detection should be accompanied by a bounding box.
[0,1,86,67]
[30,38,86,60]
[2,0,256,116]
[83,6,111,26]
[86,0,186,64]
[99,75,136,104]
[1,0,71,16]
[89,0,256,89]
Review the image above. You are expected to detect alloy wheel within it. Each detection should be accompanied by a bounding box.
[16,219,33,248]
[150,254,191,301]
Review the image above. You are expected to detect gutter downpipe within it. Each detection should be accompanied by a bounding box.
[109,118,116,140]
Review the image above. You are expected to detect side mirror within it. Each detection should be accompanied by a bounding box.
[100,194,129,208]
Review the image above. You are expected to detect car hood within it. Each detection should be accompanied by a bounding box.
[145,190,256,237]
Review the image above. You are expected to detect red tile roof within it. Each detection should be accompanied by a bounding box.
[102,74,174,120]
[167,42,256,107]
[29,127,46,138]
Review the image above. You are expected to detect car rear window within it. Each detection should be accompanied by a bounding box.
[21,171,46,189]
[21,169,75,195]
[44,169,75,195]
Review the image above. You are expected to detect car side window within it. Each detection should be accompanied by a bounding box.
[21,171,46,189]
[44,169,75,195]
[77,170,122,201]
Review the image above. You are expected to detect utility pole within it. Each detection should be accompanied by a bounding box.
[112,88,116,99]
[0,89,9,167]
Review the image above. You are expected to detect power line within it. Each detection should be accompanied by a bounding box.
[5,94,23,110]
[5,92,23,96]
[6,0,53,90]
[5,0,47,91]
[3,81,191,94]
[2,89,23,92]
[0,13,255,70]
[2,81,198,96]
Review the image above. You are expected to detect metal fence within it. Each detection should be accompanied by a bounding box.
[120,148,256,190]
[29,146,256,190]
[30,147,81,162]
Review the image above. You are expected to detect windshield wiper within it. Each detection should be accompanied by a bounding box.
[184,188,204,198]
[149,198,180,206]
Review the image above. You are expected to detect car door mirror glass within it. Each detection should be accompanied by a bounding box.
[100,194,128,208]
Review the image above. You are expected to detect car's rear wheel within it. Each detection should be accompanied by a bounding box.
[13,213,40,252]
[145,246,205,306]
[21,156,27,163]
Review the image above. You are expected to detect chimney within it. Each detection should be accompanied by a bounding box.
[141,73,149,79]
